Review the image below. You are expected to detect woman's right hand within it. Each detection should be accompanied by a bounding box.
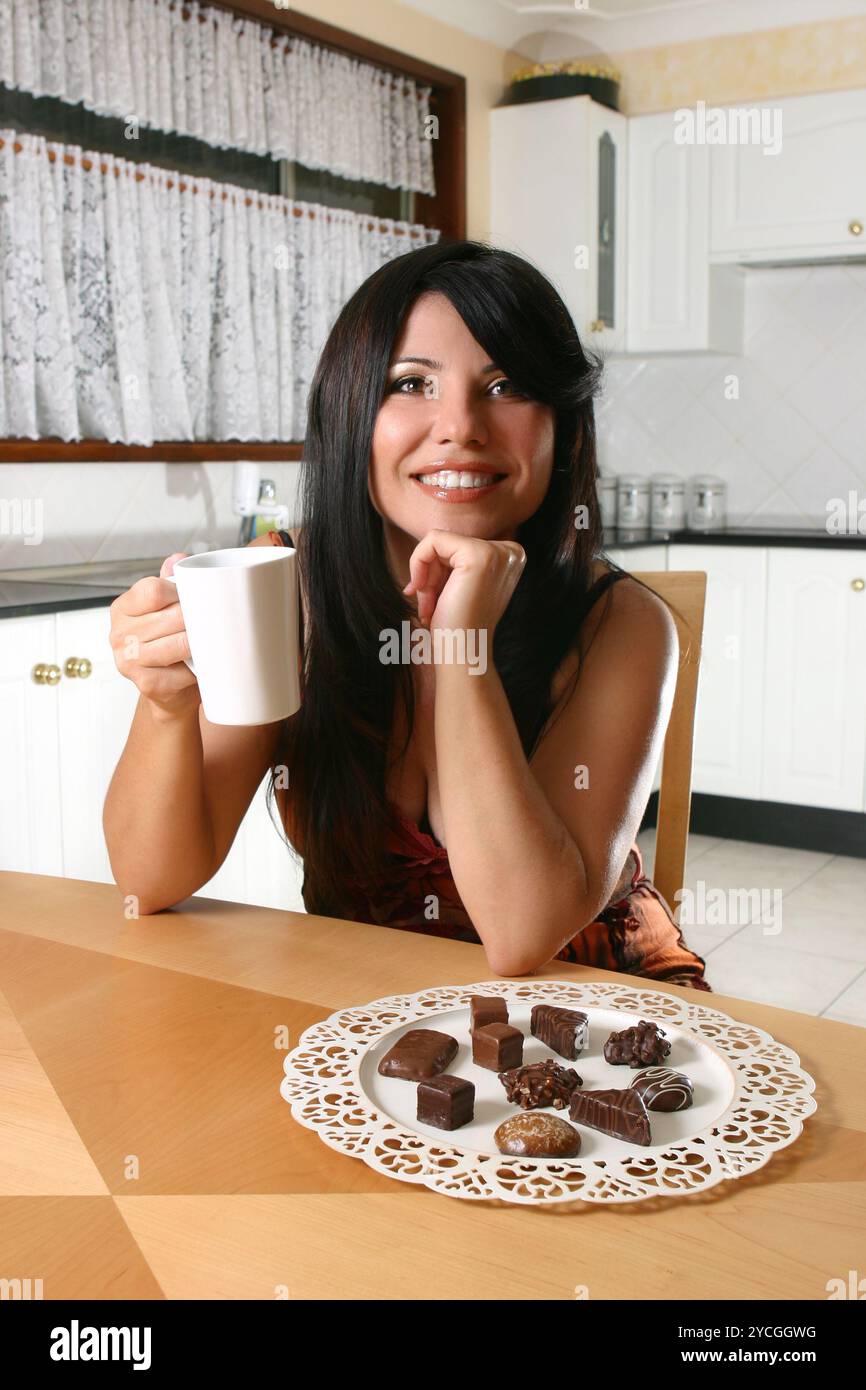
[109,552,201,721]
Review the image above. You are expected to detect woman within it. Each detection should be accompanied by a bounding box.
[104,239,710,991]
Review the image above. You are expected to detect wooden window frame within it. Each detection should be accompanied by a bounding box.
[0,0,466,463]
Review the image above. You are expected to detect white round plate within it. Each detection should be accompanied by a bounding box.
[281,979,817,1205]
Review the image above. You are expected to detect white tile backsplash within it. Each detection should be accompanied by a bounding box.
[0,461,302,569]
[599,263,866,523]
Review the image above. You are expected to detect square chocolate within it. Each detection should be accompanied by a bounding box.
[416,1074,475,1130]
[377,1028,458,1081]
[471,1022,524,1071]
[469,994,508,1035]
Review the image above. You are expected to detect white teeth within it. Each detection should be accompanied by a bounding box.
[417,470,499,489]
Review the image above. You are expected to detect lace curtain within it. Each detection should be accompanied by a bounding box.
[0,130,440,443]
[0,0,436,193]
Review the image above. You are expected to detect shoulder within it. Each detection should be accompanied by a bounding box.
[549,563,677,706]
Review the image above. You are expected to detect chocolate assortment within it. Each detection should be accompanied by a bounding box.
[569,1086,652,1146]
[417,1074,475,1130]
[377,1028,458,1080]
[494,1112,582,1158]
[630,1067,693,1112]
[472,1022,524,1071]
[499,1059,581,1110]
[530,1004,588,1060]
[375,999,696,1157]
[603,1019,671,1068]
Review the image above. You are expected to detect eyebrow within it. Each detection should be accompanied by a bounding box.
[389,356,499,373]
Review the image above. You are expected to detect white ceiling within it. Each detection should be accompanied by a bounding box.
[397,0,866,58]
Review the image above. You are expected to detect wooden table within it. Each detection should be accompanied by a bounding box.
[1,870,863,1301]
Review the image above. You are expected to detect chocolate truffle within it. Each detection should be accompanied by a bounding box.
[469,995,508,1034]
[569,1086,652,1146]
[416,1074,475,1130]
[603,1019,671,1068]
[530,1004,588,1060]
[377,1028,458,1081]
[494,1112,581,1158]
[499,1059,582,1110]
[630,1067,693,1112]
[472,1022,523,1071]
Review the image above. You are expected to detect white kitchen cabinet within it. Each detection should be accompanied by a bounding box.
[762,549,866,811]
[626,112,744,352]
[0,605,306,912]
[666,546,768,798]
[709,88,866,261]
[0,613,64,875]
[490,96,628,351]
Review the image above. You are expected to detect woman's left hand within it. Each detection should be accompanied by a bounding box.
[402,529,526,635]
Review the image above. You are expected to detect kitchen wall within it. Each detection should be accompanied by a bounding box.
[0,461,303,568]
[507,13,866,115]
[597,262,866,523]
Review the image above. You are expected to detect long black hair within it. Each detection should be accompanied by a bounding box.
[269,238,621,918]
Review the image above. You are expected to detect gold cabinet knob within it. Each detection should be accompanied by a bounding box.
[32,663,61,685]
[589,318,606,333]
[64,656,93,679]
[853,578,865,592]
[849,220,863,236]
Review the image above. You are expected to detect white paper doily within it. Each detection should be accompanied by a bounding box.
[280,979,817,1205]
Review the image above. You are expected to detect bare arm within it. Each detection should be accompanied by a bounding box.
[103,536,289,914]
[434,578,678,975]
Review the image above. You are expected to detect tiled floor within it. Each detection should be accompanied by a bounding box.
[636,829,866,1025]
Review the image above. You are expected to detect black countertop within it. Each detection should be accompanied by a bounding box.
[1,524,864,618]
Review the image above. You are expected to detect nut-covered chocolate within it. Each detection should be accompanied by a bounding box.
[603,1019,671,1068]
[494,1112,581,1158]
[499,1059,582,1110]
[629,1067,693,1112]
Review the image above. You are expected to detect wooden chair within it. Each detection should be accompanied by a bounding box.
[631,571,707,913]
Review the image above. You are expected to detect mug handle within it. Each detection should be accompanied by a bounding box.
[163,574,197,675]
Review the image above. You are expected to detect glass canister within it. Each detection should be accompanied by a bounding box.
[688,475,728,531]
[616,474,651,532]
[650,474,686,535]
[597,474,619,530]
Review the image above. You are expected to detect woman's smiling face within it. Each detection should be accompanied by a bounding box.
[369,291,555,547]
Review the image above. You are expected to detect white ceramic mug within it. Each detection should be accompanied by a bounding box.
[165,546,301,725]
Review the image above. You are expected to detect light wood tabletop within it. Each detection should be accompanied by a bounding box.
[1,869,863,1301]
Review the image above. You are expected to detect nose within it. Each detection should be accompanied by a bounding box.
[429,382,488,448]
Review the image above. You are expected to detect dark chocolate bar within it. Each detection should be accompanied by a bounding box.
[530,1003,588,1060]
[416,1074,475,1130]
[471,1022,523,1071]
[377,1028,458,1080]
[568,1086,652,1145]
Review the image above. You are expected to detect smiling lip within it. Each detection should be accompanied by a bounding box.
[411,475,506,502]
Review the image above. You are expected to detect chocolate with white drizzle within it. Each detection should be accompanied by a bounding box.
[629,1067,694,1112]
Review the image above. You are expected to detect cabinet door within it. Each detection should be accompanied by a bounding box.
[55,606,140,882]
[709,89,866,258]
[588,102,628,353]
[491,97,591,336]
[0,614,64,875]
[762,549,866,810]
[666,546,767,798]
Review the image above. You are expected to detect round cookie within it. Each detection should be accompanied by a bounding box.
[494,1112,581,1158]
[629,1066,693,1112]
